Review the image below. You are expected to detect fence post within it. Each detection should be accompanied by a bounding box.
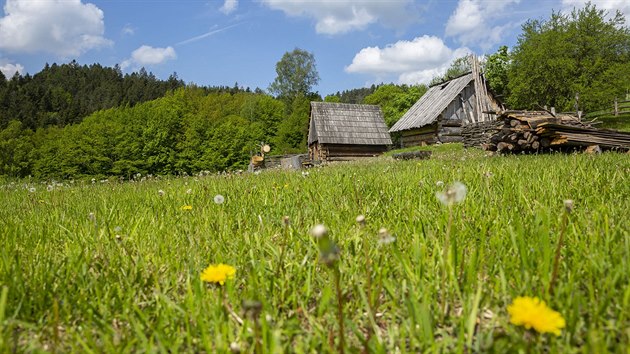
[614,97,618,116]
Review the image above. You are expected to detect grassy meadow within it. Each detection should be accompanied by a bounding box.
[1,144,629,353]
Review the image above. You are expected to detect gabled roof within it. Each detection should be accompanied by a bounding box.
[308,102,392,145]
[389,73,473,133]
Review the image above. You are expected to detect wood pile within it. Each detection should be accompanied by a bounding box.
[462,120,504,148]
[483,111,630,153]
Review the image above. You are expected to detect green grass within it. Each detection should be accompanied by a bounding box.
[594,114,630,132]
[1,145,629,353]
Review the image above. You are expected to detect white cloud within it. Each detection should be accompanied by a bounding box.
[121,45,177,70]
[220,0,238,15]
[345,35,471,85]
[122,24,135,36]
[562,0,630,20]
[445,0,520,50]
[0,0,111,57]
[0,61,23,78]
[260,0,418,35]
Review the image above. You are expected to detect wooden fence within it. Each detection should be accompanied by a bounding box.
[585,99,630,119]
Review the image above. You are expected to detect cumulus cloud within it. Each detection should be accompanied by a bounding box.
[445,0,520,50]
[562,0,630,20]
[220,0,238,15]
[121,45,177,70]
[345,35,471,84]
[260,0,418,35]
[0,61,24,78]
[0,0,111,57]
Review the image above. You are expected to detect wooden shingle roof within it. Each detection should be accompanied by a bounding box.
[308,102,393,145]
[389,73,473,133]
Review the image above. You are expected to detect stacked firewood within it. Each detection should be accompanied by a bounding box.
[483,111,630,153]
[462,120,504,148]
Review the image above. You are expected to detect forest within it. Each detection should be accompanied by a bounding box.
[0,3,628,180]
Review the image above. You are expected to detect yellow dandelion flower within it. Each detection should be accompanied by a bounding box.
[200,264,236,285]
[181,205,193,211]
[507,296,565,336]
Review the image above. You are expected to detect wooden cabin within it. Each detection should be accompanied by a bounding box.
[308,102,392,162]
[389,70,503,147]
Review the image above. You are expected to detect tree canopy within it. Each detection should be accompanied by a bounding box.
[507,4,630,111]
[429,56,471,86]
[269,48,320,101]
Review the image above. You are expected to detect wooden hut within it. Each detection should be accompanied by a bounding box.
[389,65,503,147]
[308,102,392,161]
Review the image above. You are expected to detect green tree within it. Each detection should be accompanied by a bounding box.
[269,48,320,101]
[429,56,471,86]
[484,45,510,99]
[363,84,427,127]
[0,120,34,177]
[272,94,311,154]
[508,4,630,111]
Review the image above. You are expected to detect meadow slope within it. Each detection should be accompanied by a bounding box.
[1,145,629,353]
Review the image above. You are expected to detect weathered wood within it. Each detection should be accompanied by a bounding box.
[439,135,464,143]
[483,110,630,153]
[440,119,463,127]
[438,126,463,136]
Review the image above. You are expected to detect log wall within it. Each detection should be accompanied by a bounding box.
[310,143,389,161]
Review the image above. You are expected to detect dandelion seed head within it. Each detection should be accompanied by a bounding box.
[88,212,96,221]
[378,227,396,245]
[311,224,328,239]
[282,215,290,226]
[436,180,444,187]
[229,342,241,353]
[436,182,467,206]
[214,194,225,204]
[356,214,366,226]
[28,187,36,193]
[563,199,574,213]
[47,185,54,192]
[158,189,165,197]
[186,189,192,194]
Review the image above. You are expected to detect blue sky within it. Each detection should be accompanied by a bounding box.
[0,0,628,96]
